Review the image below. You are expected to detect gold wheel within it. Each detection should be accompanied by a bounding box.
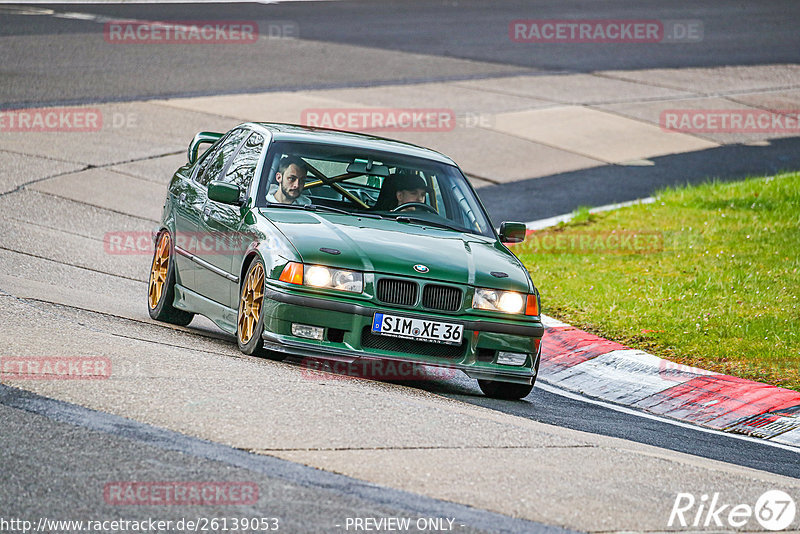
[148,233,171,310]
[238,262,265,345]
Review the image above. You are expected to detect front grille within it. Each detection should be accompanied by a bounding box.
[376,278,417,306]
[361,327,465,359]
[422,284,462,312]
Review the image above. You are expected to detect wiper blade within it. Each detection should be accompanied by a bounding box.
[394,216,464,232]
[263,202,381,219]
[306,204,383,219]
[263,202,305,209]
[307,204,382,218]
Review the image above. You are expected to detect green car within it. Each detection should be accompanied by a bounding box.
[148,123,544,399]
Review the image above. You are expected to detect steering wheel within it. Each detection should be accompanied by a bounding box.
[391,202,438,214]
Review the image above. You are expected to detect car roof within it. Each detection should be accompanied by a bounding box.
[245,122,458,166]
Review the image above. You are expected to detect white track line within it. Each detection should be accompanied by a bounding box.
[537,381,800,453]
[525,197,655,230]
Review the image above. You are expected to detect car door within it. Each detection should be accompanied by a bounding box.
[170,143,223,291]
[192,128,250,304]
[193,128,255,308]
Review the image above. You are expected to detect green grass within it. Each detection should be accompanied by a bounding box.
[514,172,800,390]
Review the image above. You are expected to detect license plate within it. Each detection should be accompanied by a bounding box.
[371,313,463,345]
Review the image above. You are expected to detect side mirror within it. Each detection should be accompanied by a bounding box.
[499,222,527,243]
[188,131,223,164]
[208,181,242,205]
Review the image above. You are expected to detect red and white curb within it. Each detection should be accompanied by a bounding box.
[538,315,800,447]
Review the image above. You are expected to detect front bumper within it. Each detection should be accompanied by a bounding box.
[260,284,544,385]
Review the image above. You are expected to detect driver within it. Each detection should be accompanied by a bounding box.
[393,173,428,209]
[267,156,311,205]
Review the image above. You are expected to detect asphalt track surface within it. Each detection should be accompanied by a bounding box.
[2,1,800,531]
[0,385,571,534]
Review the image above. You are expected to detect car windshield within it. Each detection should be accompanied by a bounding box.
[256,141,495,238]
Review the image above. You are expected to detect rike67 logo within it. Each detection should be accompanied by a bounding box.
[669,490,796,531]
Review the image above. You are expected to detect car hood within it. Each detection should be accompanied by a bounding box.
[261,209,531,291]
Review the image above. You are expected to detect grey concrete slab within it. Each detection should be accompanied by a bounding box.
[387,128,602,183]
[0,251,149,326]
[602,64,800,95]
[728,89,800,110]
[0,189,149,241]
[0,150,84,195]
[456,73,694,105]
[468,176,495,189]
[30,167,165,222]
[490,106,718,164]
[311,82,552,115]
[0,255,222,340]
[593,96,798,145]
[109,152,189,185]
[153,91,357,124]
[0,217,148,283]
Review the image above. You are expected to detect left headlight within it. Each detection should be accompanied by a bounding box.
[279,262,363,293]
[472,288,538,316]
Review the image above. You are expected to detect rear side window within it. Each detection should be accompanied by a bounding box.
[223,131,264,192]
[196,128,249,186]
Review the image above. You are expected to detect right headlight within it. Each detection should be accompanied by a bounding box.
[472,288,538,316]
[279,262,364,293]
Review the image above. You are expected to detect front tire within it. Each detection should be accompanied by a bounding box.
[478,380,534,400]
[148,231,194,326]
[237,258,286,361]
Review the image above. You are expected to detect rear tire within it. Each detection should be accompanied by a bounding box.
[478,380,534,400]
[237,257,286,361]
[148,231,194,326]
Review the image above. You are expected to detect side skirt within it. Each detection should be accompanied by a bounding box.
[174,284,238,335]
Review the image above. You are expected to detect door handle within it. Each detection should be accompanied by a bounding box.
[203,206,211,220]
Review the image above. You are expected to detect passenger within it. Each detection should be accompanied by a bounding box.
[267,156,311,205]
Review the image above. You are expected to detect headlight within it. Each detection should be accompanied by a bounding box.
[472,288,538,316]
[306,265,332,287]
[279,262,363,293]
